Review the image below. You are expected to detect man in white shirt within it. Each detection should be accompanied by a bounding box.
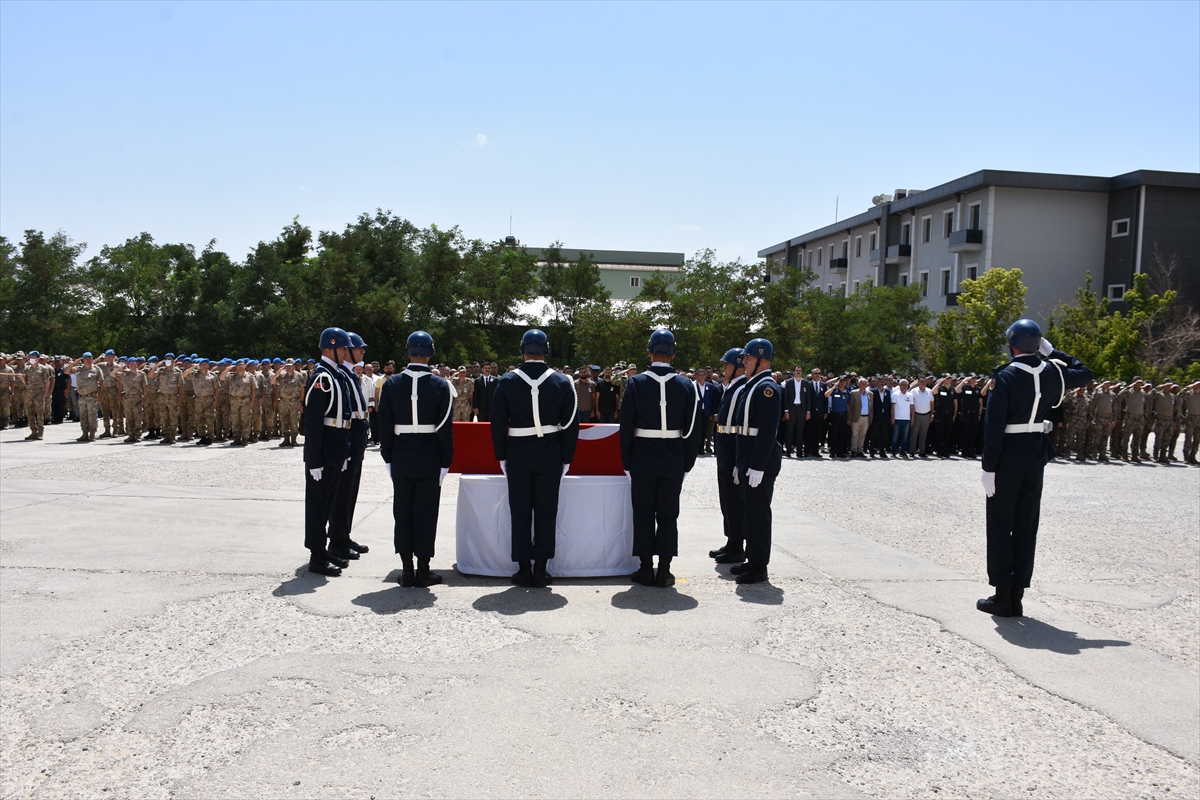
[890,378,913,457]
[908,376,934,457]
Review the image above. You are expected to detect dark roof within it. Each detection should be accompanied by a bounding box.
[759,168,1200,257]
[525,248,684,267]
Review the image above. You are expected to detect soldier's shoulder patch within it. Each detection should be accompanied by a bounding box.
[763,387,774,398]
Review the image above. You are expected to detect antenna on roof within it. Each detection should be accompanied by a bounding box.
[835,196,839,222]
[509,214,512,236]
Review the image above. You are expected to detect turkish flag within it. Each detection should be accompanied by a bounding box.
[448,422,623,475]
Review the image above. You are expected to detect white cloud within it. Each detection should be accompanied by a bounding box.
[679,223,701,231]
[476,133,488,146]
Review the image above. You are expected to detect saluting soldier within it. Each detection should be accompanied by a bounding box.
[117,357,148,442]
[182,359,220,445]
[489,329,580,589]
[0,354,15,429]
[273,359,306,446]
[618,329,703,588]
[378,331,455,587]
[729,338,783,585]
[978,320,1092,617]
[178,357,196,442]
[68,352,105,441]
[222,360,256,446]
[451,367,474,422]
[328,332,373,564]
[1087,380,1115,461]
[20,351,54,440]
[1182,380,1200,465]
[709,348,748,563]
[303,327,356,577]
[154,354,183,444]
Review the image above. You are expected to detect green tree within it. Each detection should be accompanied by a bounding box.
[7,230,89,354]
[572,300,654,368]
[921,267,1027,373]
[537,243,609,359]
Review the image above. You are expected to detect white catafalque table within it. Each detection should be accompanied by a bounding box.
[455,475,639,577]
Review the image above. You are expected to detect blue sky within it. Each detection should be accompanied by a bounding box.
[2,1,1198,263]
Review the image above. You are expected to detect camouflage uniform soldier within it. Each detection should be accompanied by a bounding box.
[1151,383,1176,463]
[1109,382,1125,459]
[178,358,196,441]
[1064,387,1089,461]
[224,361,256,446]
[1170,384,1185,461]
[1119,379,1147,462]
[184,360,219,444]
[155,355,183,444]
[451,368,474,421]
[1087,380,1115,461]
[98,352,123,436]
[1137,383,1155,460]
[273,359,305,446]
[144,357,161,438]
[21,351,54,440]
[69,353,104,441]
[0,355,15,428]
[1182,381,1200,465]
[117,358,148,442]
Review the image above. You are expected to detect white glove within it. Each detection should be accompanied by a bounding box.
[732,466,739,486]
[747,468,764,488]
[1038,337,1054,357]
[981,471,996,498]
[624,470,631,480]
[309,468,323,481]
[561,463,570,479]
[385,462,392,477]
[439,467,448,486]
[499,460,507,477]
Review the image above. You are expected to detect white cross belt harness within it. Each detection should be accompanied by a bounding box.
[633,370,699,439]
[392,369,455,435]
[1003,359,1065,434]
[508,368,576,438]
[306,366,348,429]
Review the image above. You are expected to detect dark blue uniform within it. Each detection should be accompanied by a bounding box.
[490,363,579,564]
[619,366,704,558]
[714,374,748,553]
[982,350,1092,588]
[377,364,454,558]
[303,358,354,557]
[734,371,784,567]
[329,364,370,556]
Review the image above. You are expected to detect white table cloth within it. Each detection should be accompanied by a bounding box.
[455,475,639,578]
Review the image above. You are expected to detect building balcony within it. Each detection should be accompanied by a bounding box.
[885,244,911,264]
[828,257,848,272]
[868,248,881,266]
[947,229,984,253]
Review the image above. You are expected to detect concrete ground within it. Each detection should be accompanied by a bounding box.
[1,421,1197,799]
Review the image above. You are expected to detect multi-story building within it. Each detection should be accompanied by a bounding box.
[758,169,1199,324]
[523,245,685,301]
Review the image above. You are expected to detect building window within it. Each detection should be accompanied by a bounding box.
[629,276,640,288]
[901,222,911,245]
[829,245,835,263]
[922,217,932,243]
[919,271,929,297]
[943,210,955,238]
[842,240,848,258]
[940,269,952,296]
[853,280,860,292]
[807,249,813,267]
[870,232,877,251]
[1108,284,1126,300]
[969,203,981,230]
[855,236,862,257]
[817,248,823,267]
[900,274,909,287]
[965,265,978,281]
[1111,218,1131,237]
[839,281,847,293]
[827,284,833,293]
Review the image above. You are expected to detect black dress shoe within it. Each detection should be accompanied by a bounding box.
[399,564,415,587]
[308,559,342,577]
[330,547,360,560]
[414,569,443,588]
[730,562,753,575]
[630,566,655,586]
[654,567,675,588]
[326,554,350,569]
[736,565,769,584]
[532,563,552,588]
[512,565,533,588]
[347,539,369,554]
[976,586,1014,617]
[714,551,745,564]
[708,546,728,559]
[1011,588,1025,617]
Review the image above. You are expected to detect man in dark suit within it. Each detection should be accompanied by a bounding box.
[473,362,499,421]
[869,376,892,458]
[781,366,808,458]
[803,368,828,457]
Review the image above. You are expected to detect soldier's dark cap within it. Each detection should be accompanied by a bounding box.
[180,357,192,363]
[165,353,175,359]
[29,350,40,356]
[104,349,115,356]
[273,358,282,364]
[82,352,93,358]
[148,356,158,361]
[307,358,315,363]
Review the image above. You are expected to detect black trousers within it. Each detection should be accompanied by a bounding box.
[869,417,889,453]
[959,416,979,457]
[828,412,848,455]
[304,466,344,555]
[393,474,441,558]
[716,459,744,550]
[329,447,365,552]
[507,463,561,563]
[740,474,775,567]
[804,414,825,455]
[597,409,616,423]
[630,468,684,558]
[935,416,956,456]
[784,406,805,454]
[986,466,1044,588]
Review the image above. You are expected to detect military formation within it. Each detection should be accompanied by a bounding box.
[1054,377,1198,464]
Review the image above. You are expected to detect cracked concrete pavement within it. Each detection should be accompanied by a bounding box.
[1,422,1197,798]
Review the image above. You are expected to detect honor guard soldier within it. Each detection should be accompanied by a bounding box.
[328,332,373,563]
[303,327,356,577]
[710,348,747,563]
[489,329,580,589]
[377,331,455,587]
[619,329,704,588]
[978,319,1092,617]
[730,338,783,584]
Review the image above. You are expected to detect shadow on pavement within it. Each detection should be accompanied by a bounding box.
[473,586,568,615]
[610,586,699,615]
[352,586,437,614]
[273,565,332,597]
[995,617,1132,654]
[736,583,784,605]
